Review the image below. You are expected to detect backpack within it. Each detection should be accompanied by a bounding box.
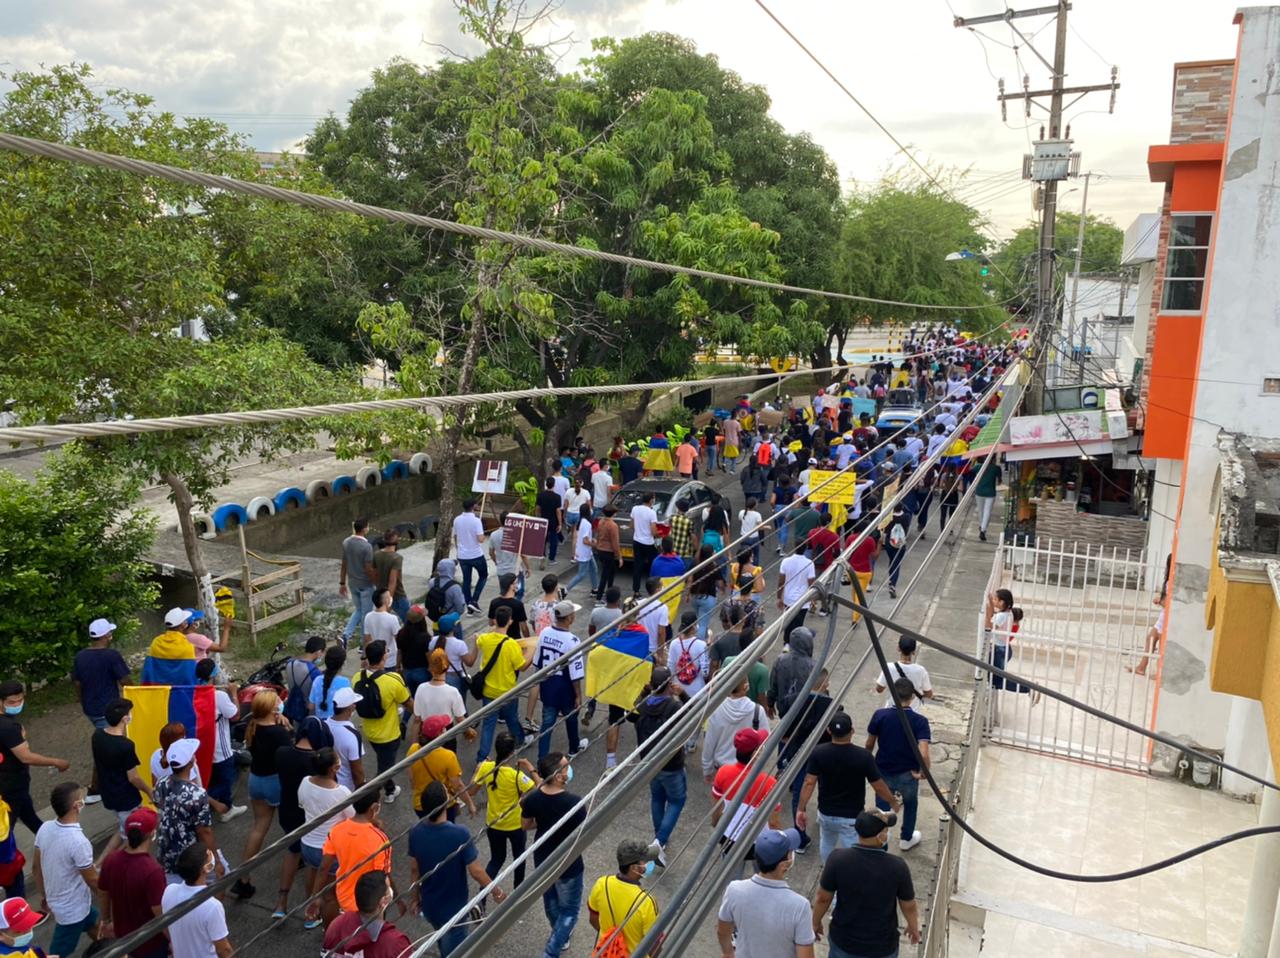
[424,578,451,621]
[889,521,906,549]
[756,442,773,466]
[470,636,511,699]
[353,668,388,719]
[283,658,320,723]
[590,877,646,958]
[874,384,887,399]
[674,640,701,686]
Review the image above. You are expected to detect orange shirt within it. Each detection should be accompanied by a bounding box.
[675,443,698,474]
[322,819,392,912]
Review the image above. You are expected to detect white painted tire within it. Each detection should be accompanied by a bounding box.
[355,466,382,489]
[408,453,432,475]
[246,496,277,521]
[305,479,332,503]
[193,512,217,540]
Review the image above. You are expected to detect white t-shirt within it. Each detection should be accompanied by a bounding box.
[325,718,365,790]
[413,681,466,723]
[877,661,933,707]
[363,609,402,668]
[150,752,203,788]
[668,637,710,697]
[297,778,354,849]
[212,688,238,763]
[429,635,470,675]
[565,487,592,521]
[552,474,570,504]
[573,521,594,562]
[162,882,229,958]
[592,469,614,507]
[453,511,486,561]
[533,626,586,682]
[33,820,93,922]
[738,509,762,538]
[779,554,816,609]
[638,602,670,652]
[990,609,1013,648]
[632,504,658,545]
[927,434,949,458]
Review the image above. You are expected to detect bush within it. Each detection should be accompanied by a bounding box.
[0,444,158,684]
[639,404,694,438]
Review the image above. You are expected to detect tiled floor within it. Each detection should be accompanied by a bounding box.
[957,745,1260,956]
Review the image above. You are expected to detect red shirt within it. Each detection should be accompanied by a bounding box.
[807,526,840,572]
[98,848,168,955]
[847,534,880,574]
[323,910,413,958]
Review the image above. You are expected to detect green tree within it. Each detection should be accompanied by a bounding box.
[0,446,158,684]
[990,210,1125,304]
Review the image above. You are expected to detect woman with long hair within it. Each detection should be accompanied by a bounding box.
[230,689,291,900]
[470,731,538,887]
[308,644,351,719]
[149,721,202,787]
[298,747,353,928]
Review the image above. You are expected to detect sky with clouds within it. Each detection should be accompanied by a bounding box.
[3,0,1244,242]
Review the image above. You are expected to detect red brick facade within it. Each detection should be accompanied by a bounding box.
[1169,61,1234,144]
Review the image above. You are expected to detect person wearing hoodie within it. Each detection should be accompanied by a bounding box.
[631,667,689,867]
[702,675,770,783]
[428,559,468,639]
[768,627,817,719]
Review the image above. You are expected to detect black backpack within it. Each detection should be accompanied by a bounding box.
[353,668,388,719]
[424,578,451,621]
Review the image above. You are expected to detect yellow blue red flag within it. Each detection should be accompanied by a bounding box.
[586,621,652,711]
[124,684,217,788]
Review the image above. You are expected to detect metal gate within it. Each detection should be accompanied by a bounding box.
[978,535,1159,771]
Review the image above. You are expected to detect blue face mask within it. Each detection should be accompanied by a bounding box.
[11,932,33,947]
[3,704,22,716]
[643,861,656,879]
[563,765,574,784]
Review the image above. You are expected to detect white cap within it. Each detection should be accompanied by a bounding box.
[333,687,363,710]
[88,618,116,639]
[166,738,200,768]
[164,607,192,628]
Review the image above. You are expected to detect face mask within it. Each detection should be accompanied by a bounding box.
[276,701,285,714]
[563,766,574,785]
[11,933,32,948]
[642,861,656,879]
[3,704,21,716]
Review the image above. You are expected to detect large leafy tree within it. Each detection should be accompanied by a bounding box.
[990,210,1125,304]
[0,64,350,619]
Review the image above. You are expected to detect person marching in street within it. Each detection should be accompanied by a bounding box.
[866,678,931,852]
[471,732,539,888]
[371,531,409,621]
[90,698,152,859]
[521,752,586,958]
[340,518,377,648]
[873,636,934,708]
[33,782,100,958]
[230,689,291,901]
[97,807,166,958]
[592,506,623,603]
[72,618,130,806]
[633,667,689,868]
[322,870,412,958]
[0,681,69,837]
[533,602,586,759]
[587,839,661,956]
[453,498,489,614]
[475,606,534,763]
[565,503,600,597]
[162,843,232,958]
[355,639,410,808]
[717,828,815,958]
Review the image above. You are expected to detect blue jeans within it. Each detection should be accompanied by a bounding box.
[392,595,410,621]
[706,446,718,472]
[775,510,790,551]
[49,905,99,958]
[650,769,687,846]
[565,557,598,593]
[477,695,523,762]
[883,543,904,587]
[424,910,468,956]
[693,593,717,641]
[818,812,861,861]
[343,586,374,640]
[877,770,920,840]
[459,556,488,607]
[404,667,429,697]
[539,701,581,760]
[445,672,468,705]
[208,756,239,807]
[541,873,583,958]
[829,943,898,958]
[787,770,812,849]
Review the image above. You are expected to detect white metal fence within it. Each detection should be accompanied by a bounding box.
[979,535,1159,771]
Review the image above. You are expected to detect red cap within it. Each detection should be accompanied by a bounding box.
[0,897,43,934]
[422,715,452,740]
[125,806,159,836]
[732,728,768,753]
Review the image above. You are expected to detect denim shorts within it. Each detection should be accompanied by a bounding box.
[248,772,281,806]
[301,843,337,873]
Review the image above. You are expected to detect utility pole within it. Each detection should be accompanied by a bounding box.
[953,1,1118,413]
[1067,170,1092,381]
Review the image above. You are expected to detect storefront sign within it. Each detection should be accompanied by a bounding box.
[1008,411,1105,446]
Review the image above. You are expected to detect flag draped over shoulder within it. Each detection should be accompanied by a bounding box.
[124,684,216,788]
[141,630,197,685]
[658,577,684,625]
[586,622,652,711]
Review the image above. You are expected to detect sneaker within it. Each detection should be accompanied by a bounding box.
[219,804,248,824]
[230,879,256,900]
[84,792,102,806]
[816,608,829,617]
[899,830,923,851]
[384,784,402,804]
[522,717,541,734]
[578,738,590,751]
[979,530,987,542]
[465,604,483,616]
[889,585,898,599]
[648,840,667,869]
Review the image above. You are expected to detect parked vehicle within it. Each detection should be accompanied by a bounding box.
[231,641,291,744]
[608,477,716,562]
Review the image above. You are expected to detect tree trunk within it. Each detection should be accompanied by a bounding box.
[162,472,220,631]
[621,389,653,431]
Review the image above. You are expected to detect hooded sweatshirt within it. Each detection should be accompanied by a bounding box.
[430,559,467,617]
[768,628,816,716]
[634,693,686,773]
[702,695,770,779]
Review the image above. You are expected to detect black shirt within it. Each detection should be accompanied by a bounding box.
[487,597,529,639]
[709,632,743,668]
[275,744,314,830]
[618,456,644,485]
[536,490,563,530]
[781,692,833,765]
[520,788,585,880]
[806,742,881,818]
[634,695,685,773]
[820,845,915,956]
[398,623,431,672]
[248,722,293,777]
[91,728,141,812]
[0,715,29,793]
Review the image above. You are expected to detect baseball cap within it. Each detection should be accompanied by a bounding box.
[422,715,452,740]
[166,738,200,769]
[854,809,896,838]
[828,712,854,737]
[754,828,803,868]
[649,666,672,691]
[438,611,461,634]
[0,898,43,934]
[125,806,159,836]
[615,838,661,870]
[808,457,818,465]
[164,607,192,628]
[406,604,427,623]
[88,618,116,639]
[497,573,517,593]
[733,728,768,753]
[332,687,363,710]
[553,600,575,620]
[185,608,205,623]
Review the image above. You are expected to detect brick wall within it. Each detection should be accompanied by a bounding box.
[1034,499,1149,553]
[1170,62,1234,144]
[1140,186,1173,416]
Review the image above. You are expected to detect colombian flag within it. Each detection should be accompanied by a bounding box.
[124,685,217,788]
[141,630,197,685]
[658,578,684,626]
[586,622,652,711]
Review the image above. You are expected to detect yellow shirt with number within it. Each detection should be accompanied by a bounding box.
[588,875,659,953]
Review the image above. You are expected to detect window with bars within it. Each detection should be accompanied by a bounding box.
[1161,214,1213,312]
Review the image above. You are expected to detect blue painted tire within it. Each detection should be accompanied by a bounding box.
[274,487,307,511]
[332,475,357,496]
[212,503,250,532]
[382,460,410,481]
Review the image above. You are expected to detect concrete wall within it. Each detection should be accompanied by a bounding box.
[1157,11,1280,792]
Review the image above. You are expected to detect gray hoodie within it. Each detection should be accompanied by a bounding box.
[702,694,770,778]
[431,558,467,617]
[768,627,816,716]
